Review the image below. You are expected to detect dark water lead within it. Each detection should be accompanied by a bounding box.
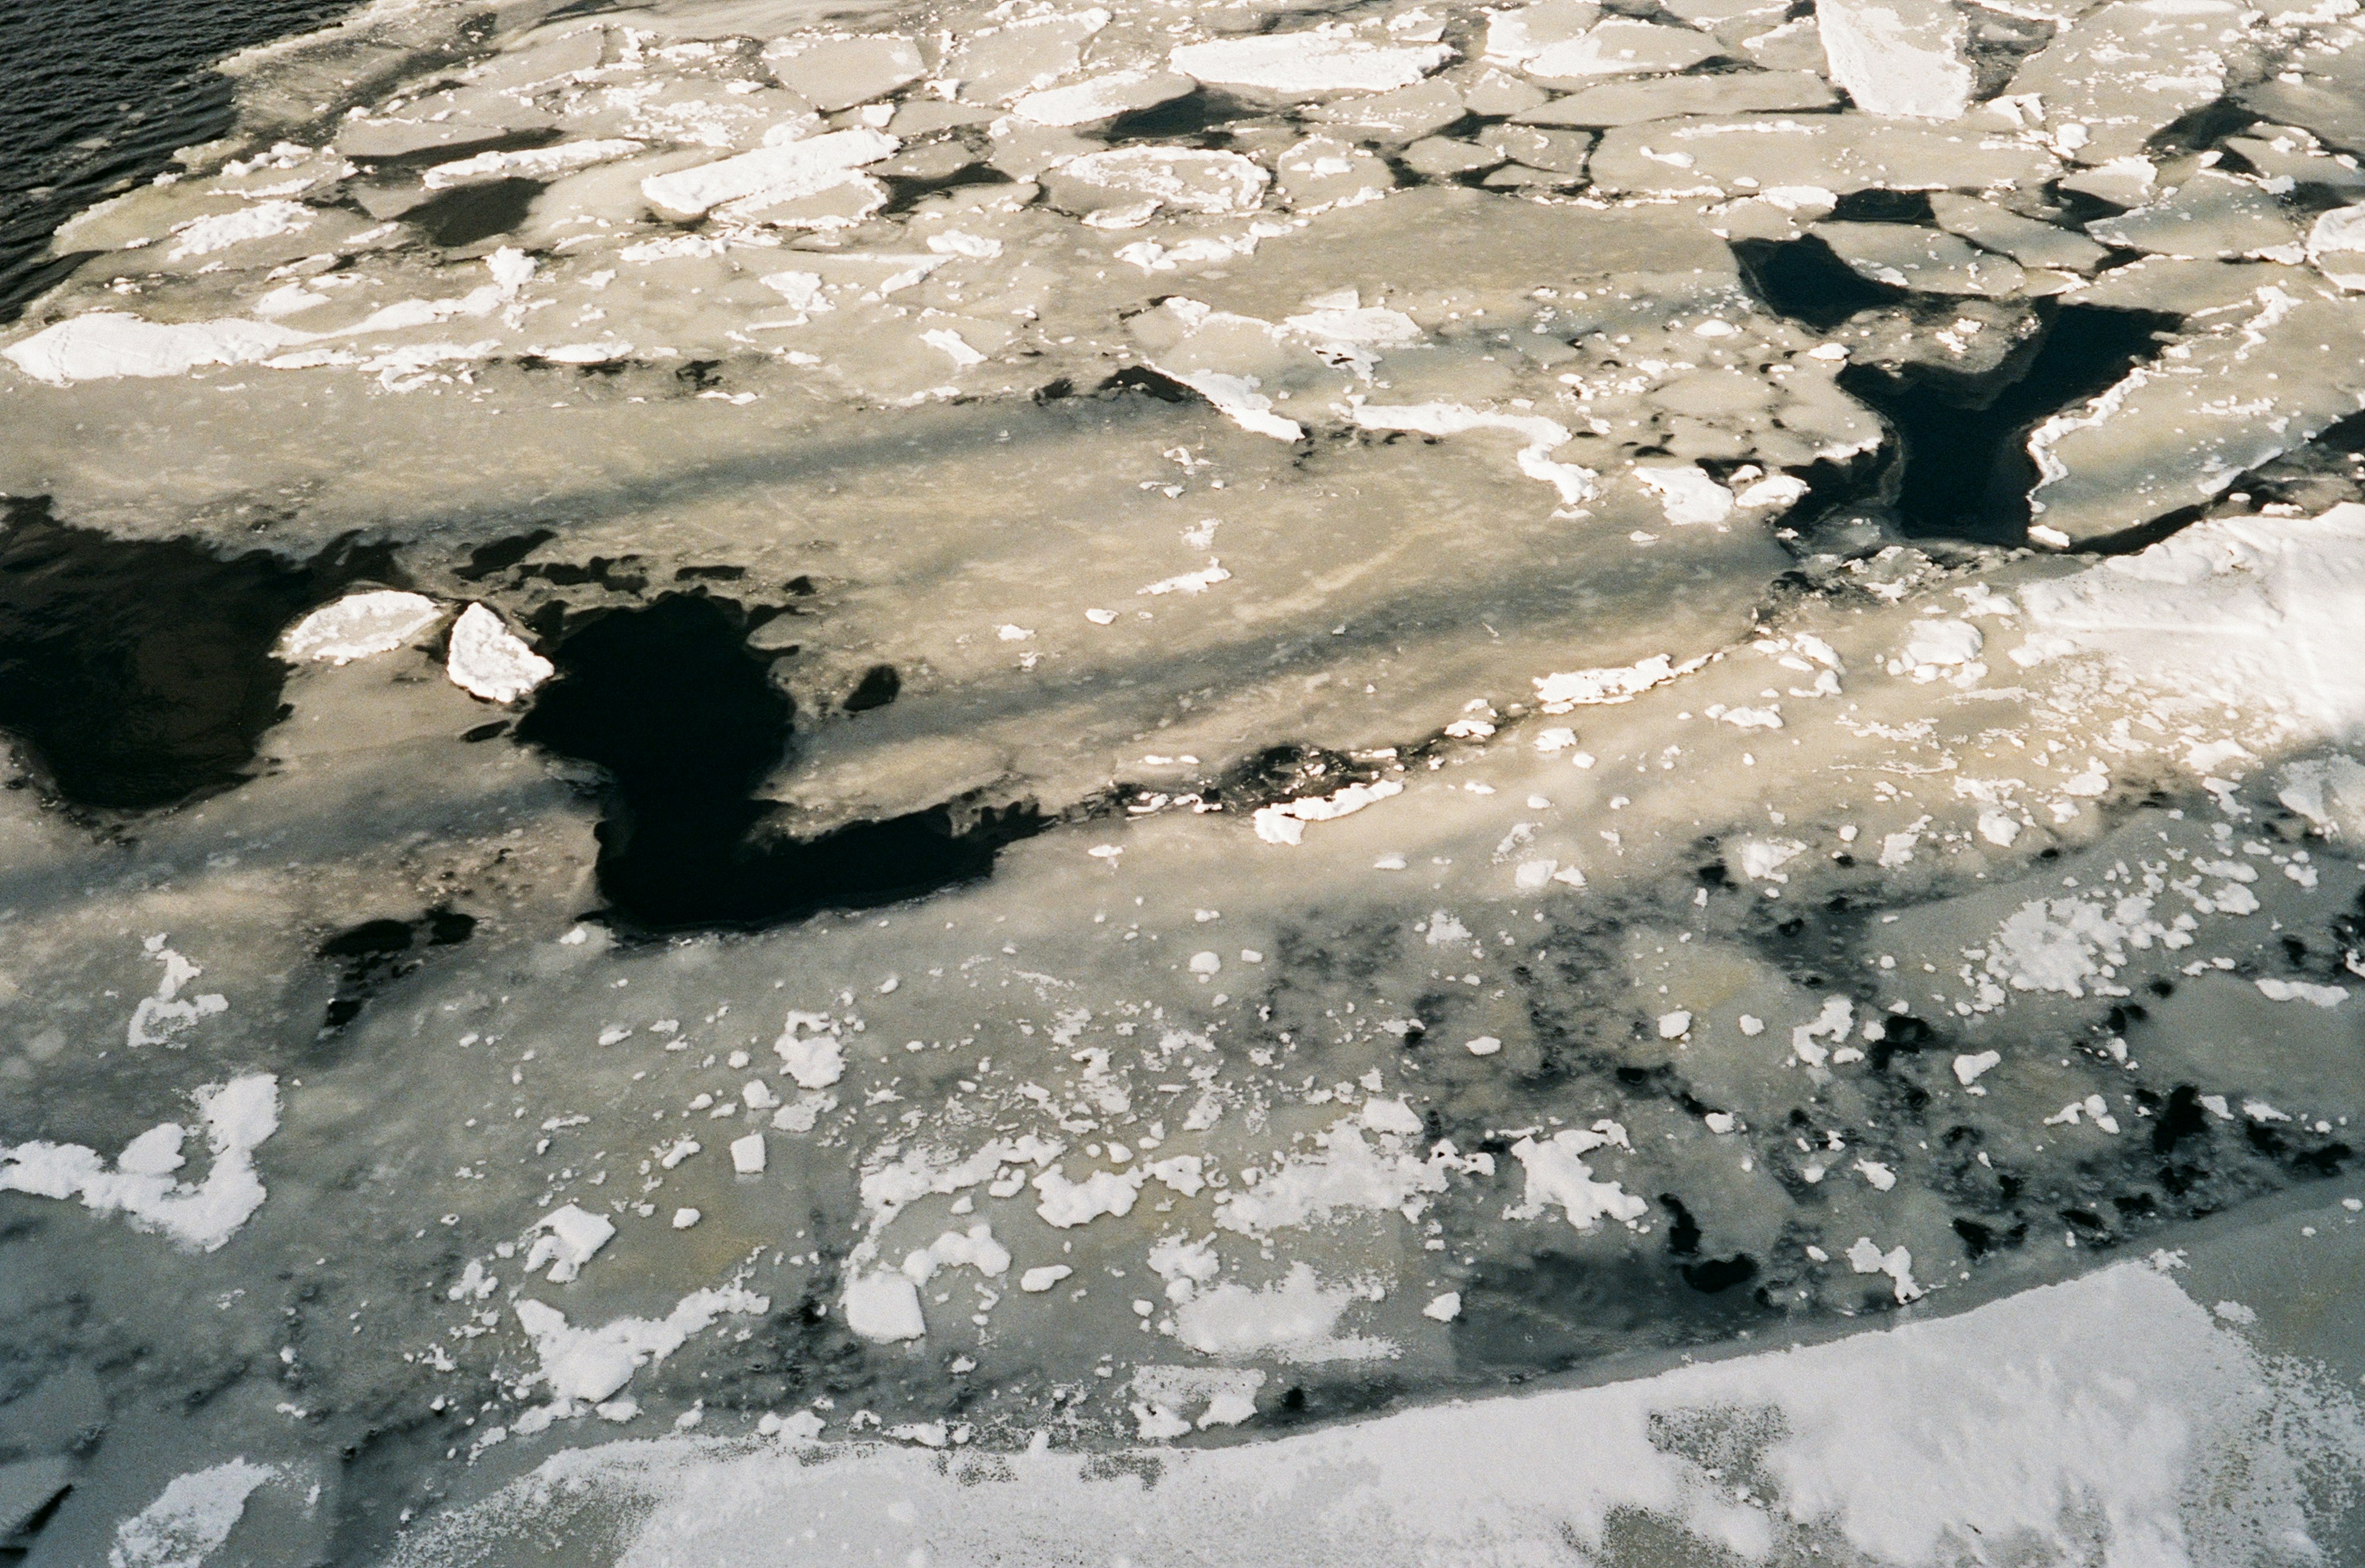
[0,496,397,811]
[512,594,1045,932]
[1734,236,2180,546]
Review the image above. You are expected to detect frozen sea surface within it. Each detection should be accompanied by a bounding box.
[2,0,2364,1560]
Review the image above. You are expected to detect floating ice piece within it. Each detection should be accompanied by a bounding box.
[1900,618,1982,669]
[446,603,552,703]
[424,139,642,189]
[1515,19,1721,80]
[902,1223,1012,1284]
[519,1286,769,1402]
[1739,839,1804,881]
[1845,1236,1923,1301]
[640,128,898,219]
[762,35,924,111]
[1137,558,1235,594]
[1163,368,1300,440]
[2256,977,2347,1008]
[4,312,312,384]
[1055,146,1269,216]
[1019,1264,1073,1292]
[127,937,229,1049]
[1657,1010,1691,1039]
[1168,31,1450,94]
[0,1074,278,1252]
[1217,1118,1470,1235]
[1132,1366,1265,1435]
[1953,1050,2001,1087]
[280,591,442,665]
[1505,1124,1645,1230]
[773,1013,846,1088]
[1012,69,1196,127]
[527,1204,616,1282]
[1634,465,1733,526]
[1032,1164,1144,1227]
[841,1271,928,1343]
[2307,205,2365,290]
[110,1459,280,1568]
[1171,1264,1394,1362]
[730,1133,767,1174]
[1252,779,1404,845]
[1465,1035,1504,1056]
[167,200,314,260]
[1817,0,1971,119]
[2277,754,2365,837]
[1791,997,1852,1067]
[1349,401,1595,505]
[1423,1291,1462,1322]
[1533,653,1697,711]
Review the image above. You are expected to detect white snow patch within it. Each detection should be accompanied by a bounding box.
[1,1074,279,1252]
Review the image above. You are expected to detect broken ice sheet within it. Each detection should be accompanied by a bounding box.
[1,0,2363,1554]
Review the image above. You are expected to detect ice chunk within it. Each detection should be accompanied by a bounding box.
[527,1203,616,1282]
[1634,465,1734,525]
[1514,20,1721,80]
[1349,402,1594,506]
[761,35,923,111]
[110,1460,279,1568]
[2018,505,2365,743]
[279,591,442,669]
[640,128,898,219]
[1169,32,1451,94]
[1505,1125,1646,1230]
[1032,1164,1144,1227]
[4,312,311,385]
[1252,778,1404,844]
[1817,0,1971,120]
[445,604,553,703]
[168,200,316,262]
[840,1271,928,1342]
[518,1286,769,1401]
[2,1075,278,1252]
[424,139,643,189]
[1171,1264,1392,1361]
[2256,978,2347,1007]
[1011,70,1195,128]
[1845,1236,1923,1301]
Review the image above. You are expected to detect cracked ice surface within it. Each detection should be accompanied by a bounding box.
[2,0,2365,1559]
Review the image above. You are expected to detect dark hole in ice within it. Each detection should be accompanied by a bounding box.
[403,176,545,248]
[1101,88,1252,147]
[1678,1255,1758,1294]
[843,663,899,712]
[1658,1194,1702,1255]
[2153,1084,2211,1154]
[877,162,1012,219]
[513,596,1042,932]
[1731,234,1903,331]
[316,907,475,1032]
[1826,189,1936,224]
[1097,365,1197,403]
[1836,303,2181,546]
[0,495,397,809]
[456,527,555,580]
